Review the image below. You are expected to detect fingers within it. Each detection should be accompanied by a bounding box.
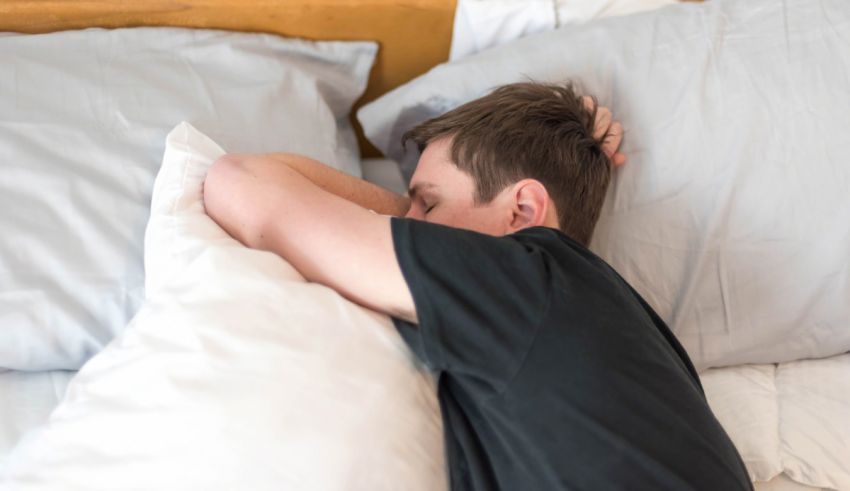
[593,107,612,144]
[581,95,595,115]
[611,152,627,167]
[583,95,626,166]
[601,120,623,160]
[582,96,611,142]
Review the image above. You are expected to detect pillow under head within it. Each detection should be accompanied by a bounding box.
[358,0,850,370]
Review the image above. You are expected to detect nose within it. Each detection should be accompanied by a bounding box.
[404,207,422,220]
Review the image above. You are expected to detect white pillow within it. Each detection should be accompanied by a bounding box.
[0,27,375,371]
[0,122,446,491]
[358,0,850,371]
[450,0,675,60]
[450,0,556,61]
[554,0,677,25]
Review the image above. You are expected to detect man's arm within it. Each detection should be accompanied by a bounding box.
[201,101,624,324]
[254,153,411,216]
[202,153,419,324]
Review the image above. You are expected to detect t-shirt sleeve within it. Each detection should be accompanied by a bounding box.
[390,217,553,393]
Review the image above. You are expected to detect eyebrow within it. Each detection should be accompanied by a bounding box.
[407,182,436,201]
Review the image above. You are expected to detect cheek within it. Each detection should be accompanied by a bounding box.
[473,210,504,234]
[424,201,467,227]
[449,205,503,235]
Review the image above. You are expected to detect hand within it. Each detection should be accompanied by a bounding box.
[583,96,626,167]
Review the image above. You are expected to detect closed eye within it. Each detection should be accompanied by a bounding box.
[425,204,436,214]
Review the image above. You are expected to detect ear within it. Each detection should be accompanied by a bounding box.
[506,179,552,233]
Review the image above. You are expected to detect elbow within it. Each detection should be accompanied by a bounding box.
[203,154,240,223]
[205,152,241,190]
[203,154,263,247]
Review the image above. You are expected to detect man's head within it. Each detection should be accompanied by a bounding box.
[402,82,614,246]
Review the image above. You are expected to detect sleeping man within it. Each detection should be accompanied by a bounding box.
[202,82,753,490]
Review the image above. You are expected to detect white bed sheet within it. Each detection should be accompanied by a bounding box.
[754,474,826,491]
[0,370,74,475]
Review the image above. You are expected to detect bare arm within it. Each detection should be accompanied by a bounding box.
[202,153,418,323]
[201,99,625,324]
[251,153,411,216]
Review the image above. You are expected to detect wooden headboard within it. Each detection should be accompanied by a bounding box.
[0,0,457,157]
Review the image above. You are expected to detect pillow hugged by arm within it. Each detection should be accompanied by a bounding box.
[201,94,624,327]
[202,152,419,324]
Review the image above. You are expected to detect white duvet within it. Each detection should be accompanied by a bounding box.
[701,355,850,490]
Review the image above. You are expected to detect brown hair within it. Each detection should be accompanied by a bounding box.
[402,81,612,246]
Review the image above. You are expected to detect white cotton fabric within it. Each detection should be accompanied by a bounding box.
[753,473,828,491]
[358,0,850,372]
[700,365,783,483]
[450,0,556,60]
[0,123,446,491]
[449,0,675,60]
[0,28,375,371]
[776,355,850,491]
[700,356,850,490]
[553,0,676,25]
[0,370,74,477]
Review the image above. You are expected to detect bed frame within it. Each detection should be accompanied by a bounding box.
[0,0,457,157]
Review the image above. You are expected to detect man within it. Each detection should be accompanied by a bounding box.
[203,82,753,490]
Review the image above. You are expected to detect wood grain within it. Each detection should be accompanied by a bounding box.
[0,0,457,157]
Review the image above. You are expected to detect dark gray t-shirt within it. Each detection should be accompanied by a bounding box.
[390,217,753,491]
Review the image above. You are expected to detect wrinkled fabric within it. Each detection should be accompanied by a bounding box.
[0,123,445,491]
[358,0,850,371]
[700,355,850,490]
[0,370,74,476]
[449,0,675,61]
[0,28,375,370]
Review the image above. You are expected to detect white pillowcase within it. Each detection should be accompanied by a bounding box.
[553,0,677,25]
[450,0,676,60]
[0,123,446,491]
[450,0,556,60]
[358,0,850,371]
[0,27,375,371]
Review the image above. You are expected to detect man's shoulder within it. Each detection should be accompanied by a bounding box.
[511,225,584,249]
[510,226,602,266]
[390,218,600,274]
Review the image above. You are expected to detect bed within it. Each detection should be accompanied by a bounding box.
[0,0,848,489]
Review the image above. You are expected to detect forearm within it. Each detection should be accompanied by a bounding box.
[203,152,416,319]
[203,152,407,251]
[263,153,410,217]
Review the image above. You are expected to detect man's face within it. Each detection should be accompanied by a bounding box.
[404,137,511,236]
